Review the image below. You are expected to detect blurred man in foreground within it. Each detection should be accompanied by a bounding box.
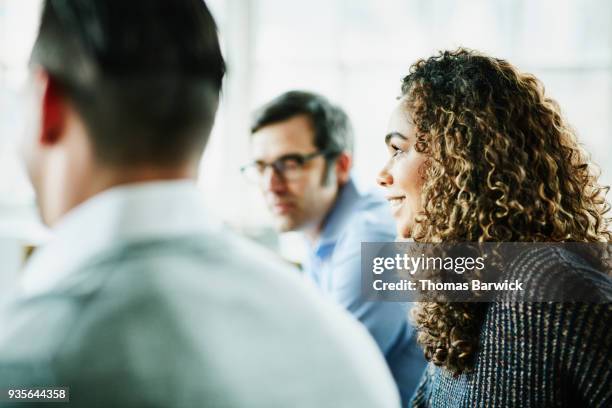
[245,91,426,405]
[0,1,400,407]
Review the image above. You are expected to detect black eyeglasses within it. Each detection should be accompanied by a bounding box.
[241,150,335,183]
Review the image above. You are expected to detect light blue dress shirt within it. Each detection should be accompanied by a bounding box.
[303,178,427,407]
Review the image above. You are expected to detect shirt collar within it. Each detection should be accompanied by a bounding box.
[20,180,215,297]
[311,178,361,258]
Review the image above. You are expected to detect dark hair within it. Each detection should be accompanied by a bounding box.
[251,90,354,156]
[30,0,226,165]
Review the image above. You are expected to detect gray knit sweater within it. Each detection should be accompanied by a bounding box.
[411,247,612,407]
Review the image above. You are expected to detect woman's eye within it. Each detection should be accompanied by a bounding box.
[391,145,404,157]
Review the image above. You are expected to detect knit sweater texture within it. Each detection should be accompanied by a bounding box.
[411,246,612,407]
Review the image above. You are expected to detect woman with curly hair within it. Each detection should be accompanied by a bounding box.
[377,48,611,407]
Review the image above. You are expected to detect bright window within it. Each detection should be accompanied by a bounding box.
[1,0,610,246]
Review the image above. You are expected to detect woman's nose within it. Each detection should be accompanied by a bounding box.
[377,165,393,187]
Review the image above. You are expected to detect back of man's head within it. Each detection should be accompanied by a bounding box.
[31,0,225,166]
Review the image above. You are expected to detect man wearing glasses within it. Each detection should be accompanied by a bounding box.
[244,91,426,406]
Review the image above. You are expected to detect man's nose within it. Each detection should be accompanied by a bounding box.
[377,165,393,187]
[262,166,287,193]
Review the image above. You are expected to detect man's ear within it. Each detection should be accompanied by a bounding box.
[38,72,67,146]
[334,152,352,185]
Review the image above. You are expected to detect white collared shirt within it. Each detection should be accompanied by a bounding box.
[20,180,217,297]
[7,182,402,408]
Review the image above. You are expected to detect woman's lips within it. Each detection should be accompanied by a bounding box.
[386,196,406,215]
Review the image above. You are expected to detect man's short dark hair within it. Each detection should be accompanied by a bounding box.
[31,0,226,165]
[251,90,354,158]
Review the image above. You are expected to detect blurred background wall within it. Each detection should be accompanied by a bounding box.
[1,0,611,279]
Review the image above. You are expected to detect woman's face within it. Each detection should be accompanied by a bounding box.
[377,101,427,239]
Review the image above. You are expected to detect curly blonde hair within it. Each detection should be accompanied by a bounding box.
[402,48,612,376]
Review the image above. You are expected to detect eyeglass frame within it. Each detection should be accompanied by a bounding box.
[240,149,338,183]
